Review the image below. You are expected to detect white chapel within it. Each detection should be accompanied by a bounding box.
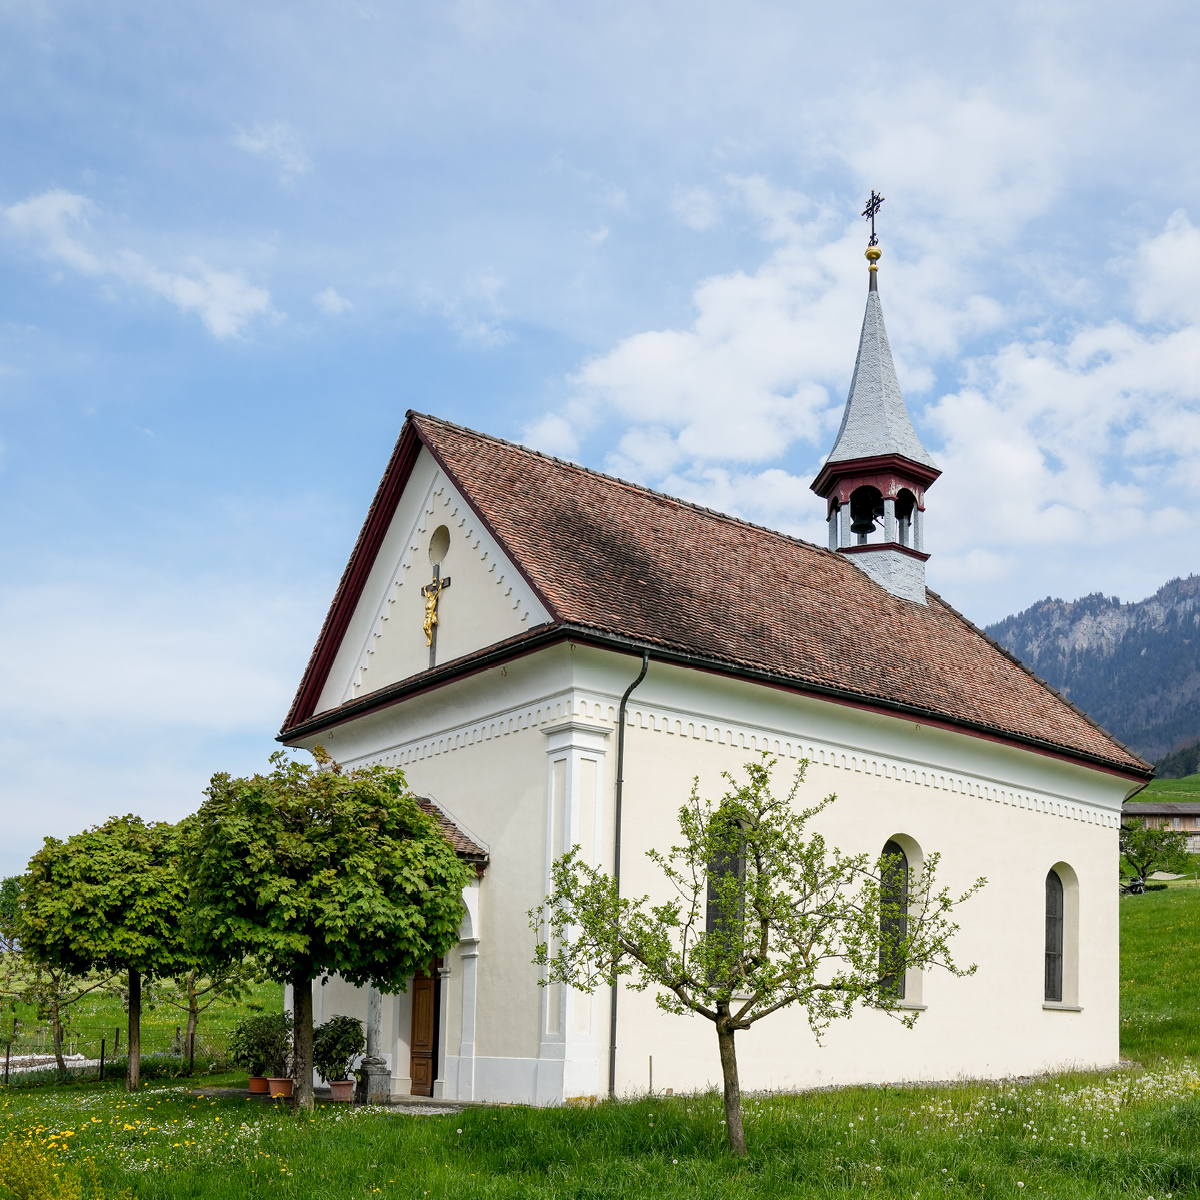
[279,240,1151,1103]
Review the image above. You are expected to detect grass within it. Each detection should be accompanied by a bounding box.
[2,1067,1200,1198]
[1,979,284,1063]
[1121,883,1200,1063]
[0,883,1193,1197]
[1140,773,1200,798]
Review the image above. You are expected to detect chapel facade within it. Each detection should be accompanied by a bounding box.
[279,244,1150,1103]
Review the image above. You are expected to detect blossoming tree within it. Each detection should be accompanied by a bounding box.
[532,755,984,1155]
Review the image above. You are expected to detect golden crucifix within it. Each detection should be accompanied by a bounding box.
[421,568,451,650]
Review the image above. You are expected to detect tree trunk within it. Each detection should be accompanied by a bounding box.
[50,992,66,1077]
[185,971,199,1075]
[715,1010,747,1157]
[126,968,141,1092]
[291,969,314,1112]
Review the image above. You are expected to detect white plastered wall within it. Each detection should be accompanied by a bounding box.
[291,643,1129,1103]
[313,446,551,714]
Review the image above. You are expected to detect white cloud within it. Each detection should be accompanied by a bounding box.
[233,120,312,184]
[3,189,276,338]
[522,412,579,458]
[672,185,720,232]
[425,273,511,347]
[532,179,1200,620]
[314,286,353,314]
[550,176,1002,484]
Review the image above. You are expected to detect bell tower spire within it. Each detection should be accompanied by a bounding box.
[810,194,940,604]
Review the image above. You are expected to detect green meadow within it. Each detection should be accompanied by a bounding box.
[0,885,1195,1199]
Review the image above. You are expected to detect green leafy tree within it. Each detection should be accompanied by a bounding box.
[18,816,190,1089]
[0,877,21,1054]
[184,749,472,1109]
[0,877,20,959]
[533,756,984,1156]
[156,960,262,1073]
[1120,817,1192,881]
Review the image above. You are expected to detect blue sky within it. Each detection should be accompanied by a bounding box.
[3,0,1199,871]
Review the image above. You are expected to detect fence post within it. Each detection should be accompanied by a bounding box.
[99,1038,106,1084]
[4,1041,9,1086]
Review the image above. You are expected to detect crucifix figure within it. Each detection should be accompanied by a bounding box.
[862,189,884,246]
[421,566,451,667]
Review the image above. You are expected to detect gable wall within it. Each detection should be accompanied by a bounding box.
[314,446,551,714]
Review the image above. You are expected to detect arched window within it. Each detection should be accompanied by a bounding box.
[1045,869,1064,1002]
[880,839,909,999]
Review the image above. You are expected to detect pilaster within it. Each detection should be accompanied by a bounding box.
[537,716,610,1102]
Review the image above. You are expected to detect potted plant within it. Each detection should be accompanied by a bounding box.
[313,1014,365,1102]
[262,1012,294,1098]
[230,1012,293,1097]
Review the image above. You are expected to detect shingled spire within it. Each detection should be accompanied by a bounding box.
[827,286,938,471]
[811,204,940,604]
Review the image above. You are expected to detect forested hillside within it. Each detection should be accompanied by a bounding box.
[985,575,1200,767]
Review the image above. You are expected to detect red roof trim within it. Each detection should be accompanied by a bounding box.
[838,543,930,564]
[811,452,942,497]
[283,421,424,729]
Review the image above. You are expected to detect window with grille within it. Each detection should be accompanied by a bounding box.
[1045,869,1064,1002]
[880,840,908,999]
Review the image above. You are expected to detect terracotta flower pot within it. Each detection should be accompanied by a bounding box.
[327,1079,355,1102]
[267,1077,294,1098]
[247,1076,269,1095]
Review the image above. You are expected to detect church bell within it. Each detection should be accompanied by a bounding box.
[849,488,884,537]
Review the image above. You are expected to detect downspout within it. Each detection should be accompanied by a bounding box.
[608,648,650,1098]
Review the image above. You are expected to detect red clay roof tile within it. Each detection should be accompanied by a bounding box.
[282,412,1149,778]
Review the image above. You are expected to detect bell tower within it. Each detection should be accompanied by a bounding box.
[810,193,939,605]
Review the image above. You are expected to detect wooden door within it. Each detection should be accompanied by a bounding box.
[409,962,440,1097]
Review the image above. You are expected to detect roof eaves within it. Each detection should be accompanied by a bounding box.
[924,589,1151,772]
[282,614,1152,782]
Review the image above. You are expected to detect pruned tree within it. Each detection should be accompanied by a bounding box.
[184,749,472,1110]
[1120,817,1192,882]
[532,755,984,1156]
[19,816,191,1089]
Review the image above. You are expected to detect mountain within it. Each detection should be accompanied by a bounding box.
[984,576,1200,769]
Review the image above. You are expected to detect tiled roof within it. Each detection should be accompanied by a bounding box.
[1124,801,1200,815]
[282,412,1150,778]
[417,797,489,864]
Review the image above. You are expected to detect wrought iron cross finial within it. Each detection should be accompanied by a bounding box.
[862,190,884,247]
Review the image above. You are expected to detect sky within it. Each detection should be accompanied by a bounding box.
[2,0,1200,872]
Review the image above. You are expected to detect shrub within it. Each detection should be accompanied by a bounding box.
[228,1012,292,1078]
[0,1132,127,1199]
[312,1014,364,1083]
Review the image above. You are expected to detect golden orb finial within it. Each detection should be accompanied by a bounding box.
[865,245,882,270]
